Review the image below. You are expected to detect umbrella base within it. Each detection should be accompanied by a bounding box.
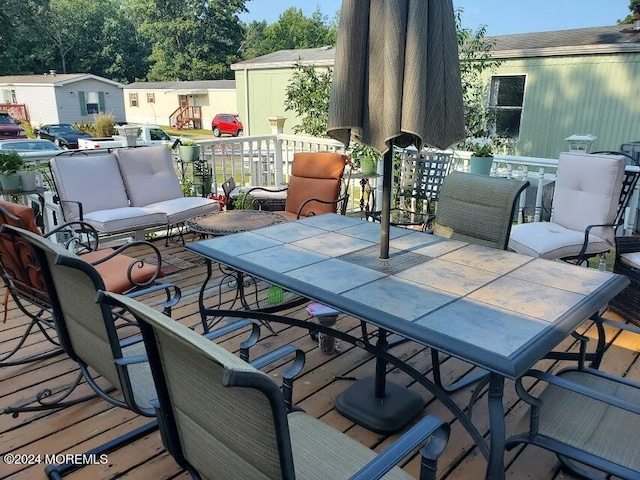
[335,376,424,434]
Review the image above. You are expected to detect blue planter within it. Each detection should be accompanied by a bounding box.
[469,155,494,175]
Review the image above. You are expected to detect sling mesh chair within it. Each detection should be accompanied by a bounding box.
[101,290,451,480]
[1,223,181,416]
[505,340,640,479]
[509,151,639,265]
[3,225,305,479]
[242,152,350,219]
[0,200,166,370]
[428,171,530,392]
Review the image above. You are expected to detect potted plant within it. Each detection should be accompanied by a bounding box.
[468,138,494,175]
[178,139,201,162]
[19,162,38,191]
[348,143,380,175]
[0,151,25,191]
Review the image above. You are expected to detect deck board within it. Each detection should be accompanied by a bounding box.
[1,235,638,479]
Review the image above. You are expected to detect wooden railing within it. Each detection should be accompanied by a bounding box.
[15,135,640,236]
[169,106,202,129]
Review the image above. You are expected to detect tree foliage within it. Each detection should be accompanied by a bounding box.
[240,7,337,60]
[284,64,333,137]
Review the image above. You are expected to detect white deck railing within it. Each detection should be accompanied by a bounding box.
[13,136,640,236]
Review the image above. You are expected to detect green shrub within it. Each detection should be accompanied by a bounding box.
[93,112,116,137]
[234,191,256,210]
[73,121,96,137]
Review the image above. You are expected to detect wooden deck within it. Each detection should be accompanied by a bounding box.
[1,235,638,479]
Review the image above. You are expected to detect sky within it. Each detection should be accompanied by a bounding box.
[239,0,633,36]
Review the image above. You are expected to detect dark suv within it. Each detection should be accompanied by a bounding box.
[0,113,26,139]
[211,114,243,137]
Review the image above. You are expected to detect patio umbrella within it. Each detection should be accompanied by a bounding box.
[327,0,466,259]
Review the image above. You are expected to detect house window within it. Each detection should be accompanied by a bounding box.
[78,91,105,116]
[489,75,525,139]
[129,93,138,107]
[85,91,100,114]
[147,93,155,104]
[1,90,17,103]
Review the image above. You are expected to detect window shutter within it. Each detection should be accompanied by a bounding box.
[78,92,87,116]
[98,92,106,112]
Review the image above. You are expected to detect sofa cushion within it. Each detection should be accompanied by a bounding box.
[81,248,161,293]
[51,153,130,221]
[553,152,625,245]
[83,207,166,234]
[114,146,183,206]
[621,252,640,270]
[509,221,610,260]
[143,197,219,225]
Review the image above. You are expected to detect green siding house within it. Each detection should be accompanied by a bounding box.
[232,25,640,158]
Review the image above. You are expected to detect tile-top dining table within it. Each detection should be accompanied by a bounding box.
[185,213,629,479]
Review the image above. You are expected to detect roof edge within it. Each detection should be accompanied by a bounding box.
[491,43,640,59]
[231,59,334,71]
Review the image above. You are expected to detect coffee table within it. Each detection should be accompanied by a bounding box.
[186,209,287,236]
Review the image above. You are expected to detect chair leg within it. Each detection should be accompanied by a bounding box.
[45,420,158,479]
[0,319,63,367]
[4,371,103,417]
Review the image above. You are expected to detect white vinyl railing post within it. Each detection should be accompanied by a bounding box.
[268,117,287,186]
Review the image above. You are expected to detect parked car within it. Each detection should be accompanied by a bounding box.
[211,114,243,137]
[0,113,27,139]
[0,139,62,152]
[36,124,92,149]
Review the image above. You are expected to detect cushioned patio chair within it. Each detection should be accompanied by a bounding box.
[0,200,166,369]
[371,149,453,230]
[608,235,640,327]
[1,222,180,415]
[506,357,640,479]
[509,151,639,265]
[242,152,350,219]
[102,290,451,480]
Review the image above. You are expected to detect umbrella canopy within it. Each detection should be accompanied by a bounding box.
[327,0,466,258]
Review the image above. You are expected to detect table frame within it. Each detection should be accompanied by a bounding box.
[185,214,628,479]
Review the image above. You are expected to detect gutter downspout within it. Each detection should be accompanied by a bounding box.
[243,68,250,136]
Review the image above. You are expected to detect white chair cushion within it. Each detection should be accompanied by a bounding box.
[143,197,219,224]
[553,152,625,244]
[114,146,183,206]
[51,153,130,220]
[83,207,166,233]
[509,221,610,260]
[621,251,640,269]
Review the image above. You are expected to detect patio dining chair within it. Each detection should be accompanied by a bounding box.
[3,225,306,479]
[608,235,640,327]
[1,221,181,416]
[429,171,529,392]
[0,200,169,369]
[242,151,350,219]
[505,350,640,479]
[509,151,639,265]
[102,290,451,480]
[370,149,453,230]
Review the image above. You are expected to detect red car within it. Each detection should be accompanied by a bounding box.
[0,113,26,139]
[211,114,243,137]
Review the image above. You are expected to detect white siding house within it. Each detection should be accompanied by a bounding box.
[0,73,125,126]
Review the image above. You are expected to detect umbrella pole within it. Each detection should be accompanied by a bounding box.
[379,149,393,259]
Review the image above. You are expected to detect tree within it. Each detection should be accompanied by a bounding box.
[240,7,337,60]
[619,0,640,23]
[132,0,247,81]
[284,64,333,137]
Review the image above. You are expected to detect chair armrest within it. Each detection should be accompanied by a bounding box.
[242,186,289,209]
[296,191,350,219]
[574,221,618,262]
[55,198,85,222]
[251,346,305,411]
[89,240,164,288]
[126,283,181,317]
[350,415,450,480]
[517,368,640,416]
[43,220,100,252]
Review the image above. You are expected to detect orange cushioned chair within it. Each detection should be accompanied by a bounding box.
[0,200,171,369]
[244,152,349,220]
